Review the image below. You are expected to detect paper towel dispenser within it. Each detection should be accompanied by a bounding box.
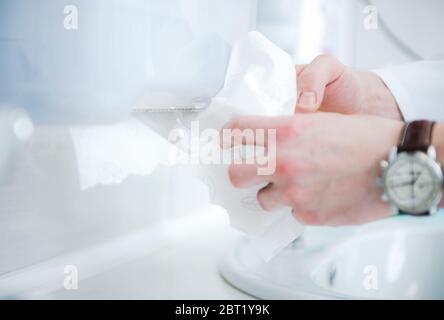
[0,0,257,124]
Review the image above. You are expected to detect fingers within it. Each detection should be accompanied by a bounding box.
[295,64,307,76]
[296,54,346,112]
[257,183,288,212]
[222,115,287,133]
[221,115,289,149]
[228,163,274,188]
[229,164,287,212]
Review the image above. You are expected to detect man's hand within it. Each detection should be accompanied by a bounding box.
[432,123,444,207]
[223,113,404,226]
[296,54,402,120]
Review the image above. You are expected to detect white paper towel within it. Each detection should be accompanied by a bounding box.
[70,117,176,190]
[195,31,304,261]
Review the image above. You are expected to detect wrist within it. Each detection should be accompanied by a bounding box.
[358,71,403,120]
[432,123,444,166]
[431,123,444,207]
[378,119,404,165]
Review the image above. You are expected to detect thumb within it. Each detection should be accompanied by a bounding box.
[296,54,345,112]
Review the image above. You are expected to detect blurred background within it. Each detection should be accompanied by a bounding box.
[0,0,443,299]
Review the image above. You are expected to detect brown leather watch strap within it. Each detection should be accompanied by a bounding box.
[398,120,436,153]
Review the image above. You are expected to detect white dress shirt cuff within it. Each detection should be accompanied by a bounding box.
[373,68,416,122]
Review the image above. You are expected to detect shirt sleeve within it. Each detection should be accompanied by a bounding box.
[374,60,444,122]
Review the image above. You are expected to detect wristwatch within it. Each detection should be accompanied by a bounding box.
[380,120,443,215]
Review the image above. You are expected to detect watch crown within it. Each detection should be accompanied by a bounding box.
[427,146,437,160]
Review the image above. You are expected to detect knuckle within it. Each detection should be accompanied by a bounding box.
[298,70,318,85]
[276,121,300,142]
[275,158,310,178]
[316,53,340,65]
[277,117,315,142]
[275,159,294,176]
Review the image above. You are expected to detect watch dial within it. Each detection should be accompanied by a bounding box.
[385,154,442,214]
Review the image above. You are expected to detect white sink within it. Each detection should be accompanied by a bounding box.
[220,213,444,299]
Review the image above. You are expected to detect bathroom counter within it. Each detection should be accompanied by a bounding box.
[48,207,254,300]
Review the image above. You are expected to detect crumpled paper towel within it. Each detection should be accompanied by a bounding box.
[70,117,175,190]
[195,31,304,261]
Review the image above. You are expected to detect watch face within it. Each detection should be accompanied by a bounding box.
[384,152,443,214]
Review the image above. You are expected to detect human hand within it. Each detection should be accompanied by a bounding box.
[296,54,402,120]
[432,123,444,207]
[223,113,404,226]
